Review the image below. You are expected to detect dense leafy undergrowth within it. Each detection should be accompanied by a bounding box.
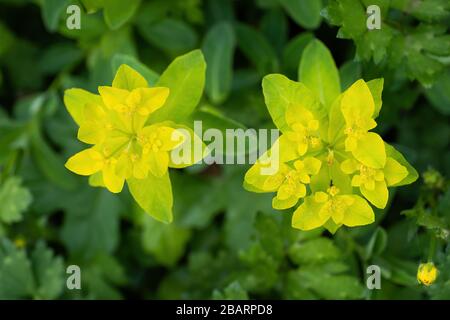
[0,0,449,299]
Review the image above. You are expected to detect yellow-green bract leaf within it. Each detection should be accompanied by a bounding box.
[299,39,341,110]
[167,123,207,168]
[367,78,384,118]
[327,94,345,143]
[341,79,375,120]
[384,157,408,186]
[112,64,148,91]
[111,54,159,86]
[342,195,374,227]
[202,22,235,104]
[352,132,386,168]
[385,143,418,187]
[262,74,323,132]
[323,219,342,234]
[64,89,102,126]
[103,0,141,30]
[279,0,322,29]
[361,180,389,209]
[127,173,173,224]
[150,50,206,123]
[272,196,298,210]
[292,196,327,231]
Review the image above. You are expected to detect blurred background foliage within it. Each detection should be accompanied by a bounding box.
[0,0,449,299]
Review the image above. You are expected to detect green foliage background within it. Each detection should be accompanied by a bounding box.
[0,0,449,299]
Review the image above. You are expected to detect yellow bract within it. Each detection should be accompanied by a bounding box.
[64,65,185,194]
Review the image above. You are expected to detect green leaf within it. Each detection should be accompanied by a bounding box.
[0,239,34,299]
[30,126,78,190]
[140,213,191,267]
[282,32,314,75]
[212,281,249,300]
[424,71,450,116]
[138,18,198,56]
[61,189,121,258]
[235,23,279,75]
[296,267,365,299]
[38,43,83,75]
[31,241,64,299]
[0,177,32,224]
[299,39,341,109]
[279,0,322,29]
[150,50,206,123]
[111,54,159,86]
[202,22,235,104]
[288,238,342,265]
[40,0,71,32]
[103,0,141,30]
[171,172,225,228]
[81,0,104,13]
[339,60,362,91]
[364,227,388,260]
[261,8,288,54]
[83,254,126,299]
[128,173,173,223]
[0,22,14,56]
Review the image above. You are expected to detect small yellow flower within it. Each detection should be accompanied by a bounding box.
[341,156,408,209]
[417,262,438,286]
[245,157,321,210]
[285,105,322,156]
[292,186,374,230]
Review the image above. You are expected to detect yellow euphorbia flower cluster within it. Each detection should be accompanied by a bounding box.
[62,55,209,224]
[65,65,184,193]
[244,76,417,233]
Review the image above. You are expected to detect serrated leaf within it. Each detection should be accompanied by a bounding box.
[61,188,121,259]
[0,239,34,299]
[289,238,341,265]
[0,177,32,224]
[31,241,64,299]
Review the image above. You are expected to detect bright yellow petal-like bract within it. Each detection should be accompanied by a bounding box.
[245,72,417,233]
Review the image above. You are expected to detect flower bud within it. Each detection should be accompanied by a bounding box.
[417,262,438,286]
